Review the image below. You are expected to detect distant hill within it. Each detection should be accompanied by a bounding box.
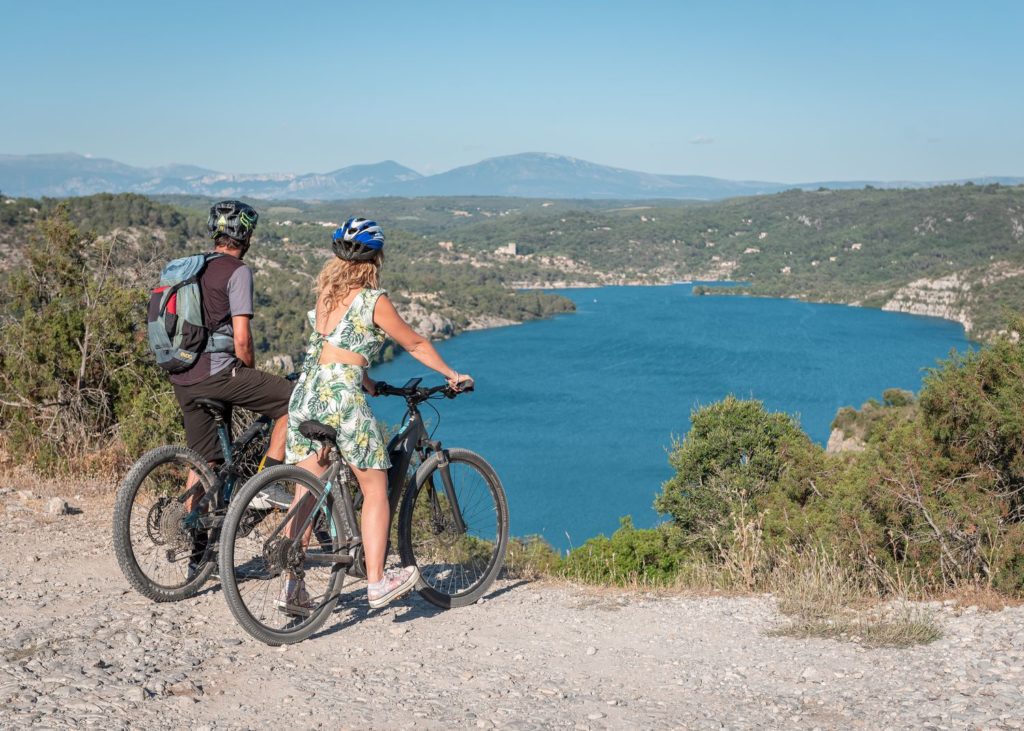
[0,154,421,200]
[390,152,787,199]
[2,152,1022,201]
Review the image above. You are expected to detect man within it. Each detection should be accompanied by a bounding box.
[171,200,293,570]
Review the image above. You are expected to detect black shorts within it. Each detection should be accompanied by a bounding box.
[173,366,293,462]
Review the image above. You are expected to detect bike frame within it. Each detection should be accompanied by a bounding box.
[186,413,273,531]
[279,387,468,571]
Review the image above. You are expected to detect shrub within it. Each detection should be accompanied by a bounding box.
[0,209,181,472]
[919,330,1024,514]
[561,517,691,586]
[655,396,825,558]
[503,535,563,580]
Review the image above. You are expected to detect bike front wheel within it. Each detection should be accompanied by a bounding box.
[112,445,218,602]
[398,448,509,609]
[218,465,349,645]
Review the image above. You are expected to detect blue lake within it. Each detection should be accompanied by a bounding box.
[370,285,971,552]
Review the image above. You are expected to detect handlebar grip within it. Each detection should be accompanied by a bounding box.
[445,381,474,398]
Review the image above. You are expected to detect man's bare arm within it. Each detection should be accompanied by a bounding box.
[232,314,255,367]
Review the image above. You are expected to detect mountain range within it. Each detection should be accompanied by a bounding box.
[1,152,1021,201]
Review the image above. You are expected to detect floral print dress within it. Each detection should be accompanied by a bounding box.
[285,288,391,469]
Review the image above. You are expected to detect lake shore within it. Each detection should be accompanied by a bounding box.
[511,277,974,338]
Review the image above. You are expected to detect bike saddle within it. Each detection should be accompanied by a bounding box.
[298,420,337,444]
[193,398,229,419]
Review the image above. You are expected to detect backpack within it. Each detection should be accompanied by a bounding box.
[146,253,234,373]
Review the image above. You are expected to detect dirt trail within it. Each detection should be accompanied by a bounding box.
[2,484,1023,730]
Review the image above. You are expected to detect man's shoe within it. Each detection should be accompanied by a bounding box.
[252,482,293,510]
[186,532,209,582]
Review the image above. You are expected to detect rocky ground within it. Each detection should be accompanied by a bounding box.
[2,483,1024,730]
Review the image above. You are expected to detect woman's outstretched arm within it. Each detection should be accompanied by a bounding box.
[372,295,471,387]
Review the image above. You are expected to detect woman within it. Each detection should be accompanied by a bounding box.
[279,216,472,614]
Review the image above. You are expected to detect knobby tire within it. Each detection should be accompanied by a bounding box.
[112,445,217,602]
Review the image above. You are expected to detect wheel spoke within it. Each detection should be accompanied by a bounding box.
[400,451,508,606]
[219,468,348,644]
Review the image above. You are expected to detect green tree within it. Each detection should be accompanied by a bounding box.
[655,397,819,546]
[0,209,180,472]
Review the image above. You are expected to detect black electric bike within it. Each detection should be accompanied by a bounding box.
[218,378,509,645]
[112,398,280,602]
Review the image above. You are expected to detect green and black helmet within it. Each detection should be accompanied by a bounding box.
[208,200,259,243]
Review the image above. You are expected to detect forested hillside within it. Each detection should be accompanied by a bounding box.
[6,185,1022,352]
[0,194,576,365]
[160,184,1024,338]
[0,194,575,470]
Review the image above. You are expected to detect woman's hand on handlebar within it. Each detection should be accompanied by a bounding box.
[362,375,379,397]
[446,371,474,392]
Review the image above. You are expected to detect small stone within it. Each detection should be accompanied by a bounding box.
[587,713,606,720]
[586,646,598,656]
[801,667,819,682]
[45,498,69,515]
[167,680,203,697]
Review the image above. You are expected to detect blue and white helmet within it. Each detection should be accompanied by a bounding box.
[332,217,385,261]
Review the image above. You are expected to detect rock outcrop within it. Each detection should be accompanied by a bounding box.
[881,273,973,332]
[396,301,455,340]
[825,428,866,454]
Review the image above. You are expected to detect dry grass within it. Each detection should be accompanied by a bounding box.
[0,464,116,498]
[769,547,942,648]
[941,584,1024,612]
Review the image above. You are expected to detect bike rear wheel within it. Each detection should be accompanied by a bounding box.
[218,465,349,645]
[398,448,509,609]
[112,445,218,602]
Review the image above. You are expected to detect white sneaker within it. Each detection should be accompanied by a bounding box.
[367,566,420,609]
[252,482,293,510]
[276,579,316,618]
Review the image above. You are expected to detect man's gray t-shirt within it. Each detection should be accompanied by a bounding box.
[169,255,254,387]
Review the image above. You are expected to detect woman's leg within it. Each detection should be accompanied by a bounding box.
[349,465,389,584]
[282,451,327,542]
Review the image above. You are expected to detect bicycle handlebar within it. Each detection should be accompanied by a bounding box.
[374,379,474,401]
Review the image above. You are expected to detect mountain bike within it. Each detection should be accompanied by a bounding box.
[112,395,285,602]
[218,378,509,645]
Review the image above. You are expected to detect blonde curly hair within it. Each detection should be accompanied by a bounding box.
[316,252,383,316]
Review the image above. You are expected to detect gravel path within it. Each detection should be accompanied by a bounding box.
[2,485,1024,730]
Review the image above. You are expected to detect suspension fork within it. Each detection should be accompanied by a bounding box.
[427,442,468,535]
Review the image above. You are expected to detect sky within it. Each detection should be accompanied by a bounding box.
[1,0,1022,182]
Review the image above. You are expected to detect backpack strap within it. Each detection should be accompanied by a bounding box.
[200,252,239,356]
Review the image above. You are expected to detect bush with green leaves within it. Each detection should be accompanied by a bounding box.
[654,396,826,555]
[561,517,690,586]
[628,345,1024,596]
[0,210,181,472]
